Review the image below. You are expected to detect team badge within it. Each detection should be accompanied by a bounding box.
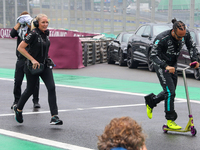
[167,40,172,45]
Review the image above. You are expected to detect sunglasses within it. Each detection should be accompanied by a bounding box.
[174,31,184,39]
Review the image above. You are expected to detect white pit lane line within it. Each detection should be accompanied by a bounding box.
[0,100,196,117]
[0,78,200,150]
[1,77,200,117]
[0,129,94,150]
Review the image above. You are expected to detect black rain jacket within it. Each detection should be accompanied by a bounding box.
[150,29,199,69]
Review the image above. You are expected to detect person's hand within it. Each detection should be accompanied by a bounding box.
[190,61,199,69]
[31,59,40,69]
[165,66,175,74]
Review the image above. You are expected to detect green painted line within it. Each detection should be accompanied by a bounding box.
[0,67,200,149]
[0,68,200,101]
[0,134,64,150]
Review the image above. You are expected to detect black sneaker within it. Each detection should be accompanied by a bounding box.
[50,116,63,125]
[33,103,41,108]
[144,93,156,108]
[11,102,17,109]
[13,105,23,123]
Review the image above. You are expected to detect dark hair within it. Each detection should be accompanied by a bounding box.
[171,18,186,32]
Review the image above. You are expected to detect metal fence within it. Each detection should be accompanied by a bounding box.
[0,0,199,34]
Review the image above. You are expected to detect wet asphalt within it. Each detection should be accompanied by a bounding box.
[1,38,200,150]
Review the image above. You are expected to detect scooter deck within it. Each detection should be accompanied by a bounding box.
[163,126,191,132]
[162,118,197,135]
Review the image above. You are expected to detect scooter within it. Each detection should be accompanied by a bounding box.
[162,62,198,136]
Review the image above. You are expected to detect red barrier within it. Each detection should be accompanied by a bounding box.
[0,28,98,38]
[0,28,98,69]
[48,37,84,69]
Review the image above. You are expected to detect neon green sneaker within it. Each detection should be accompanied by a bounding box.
[167,120,182,130]
[146,104,153,119]
[145,93,155,119]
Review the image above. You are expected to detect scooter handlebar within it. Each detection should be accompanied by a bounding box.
[165,62,199,73]
[190,62,198,68]
[165,70,169,73]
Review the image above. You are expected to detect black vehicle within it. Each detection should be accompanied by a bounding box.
[107,32,134,66]
[177,28,200,80]
[127,23,171,71]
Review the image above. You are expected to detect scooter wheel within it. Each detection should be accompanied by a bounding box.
[191,127,197,136]
[162,125,168,133]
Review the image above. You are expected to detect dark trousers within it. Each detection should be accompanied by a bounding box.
[153,65,178,121]
[17,66,58,116]
[13,59,39,104]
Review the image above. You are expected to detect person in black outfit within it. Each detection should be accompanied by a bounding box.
[13,14,63,125]
[10,11,40,109]
[145,18,199,130]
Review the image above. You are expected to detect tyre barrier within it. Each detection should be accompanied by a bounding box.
[81,38,112,67]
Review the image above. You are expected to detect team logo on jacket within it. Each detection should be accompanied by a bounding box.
[25,33,32,41]
[167,40,172,45]
[155,40,160,45]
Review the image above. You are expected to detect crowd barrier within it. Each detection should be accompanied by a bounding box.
[81,37,112,67]
[0,28,113,69]
[49,36,112,69]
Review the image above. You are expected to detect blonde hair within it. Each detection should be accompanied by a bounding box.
[36,14,48,22]
[31,14,48,31]
[31,18,36,31]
